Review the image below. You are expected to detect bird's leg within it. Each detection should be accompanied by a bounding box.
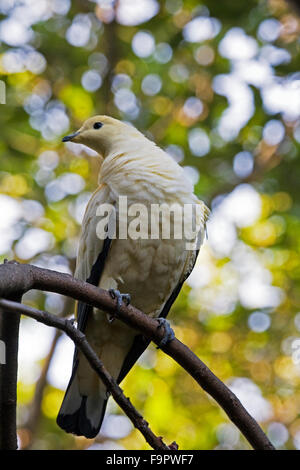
[108,289,131,323]
[156,318,175,348]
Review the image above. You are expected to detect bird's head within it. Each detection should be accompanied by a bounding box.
[62,115,139,157]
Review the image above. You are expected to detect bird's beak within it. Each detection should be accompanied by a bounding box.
[62,131,80,142]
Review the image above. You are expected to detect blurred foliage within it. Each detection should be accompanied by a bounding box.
[1,0,300,450]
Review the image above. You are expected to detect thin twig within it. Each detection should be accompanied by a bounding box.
[0,298,170,451]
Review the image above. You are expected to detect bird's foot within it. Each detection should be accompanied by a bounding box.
[108,289,131,323]
[156,318,175,348]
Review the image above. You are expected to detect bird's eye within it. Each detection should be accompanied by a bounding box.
[93,122,103,130]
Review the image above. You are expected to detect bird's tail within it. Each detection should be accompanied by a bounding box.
[56,357,108,439]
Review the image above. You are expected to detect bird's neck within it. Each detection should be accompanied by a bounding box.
[97,139,193,203]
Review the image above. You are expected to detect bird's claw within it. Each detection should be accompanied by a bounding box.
[108,289,131,323]
[156,317,175,348]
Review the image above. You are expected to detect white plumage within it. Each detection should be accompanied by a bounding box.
[57,116,209,437]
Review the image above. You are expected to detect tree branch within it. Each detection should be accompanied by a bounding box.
[0,298,170,451]
[0,262,275,450]
[0,261,22,449]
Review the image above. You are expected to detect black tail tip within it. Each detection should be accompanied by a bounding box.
[56,412,99,439]
[57,396,108,439]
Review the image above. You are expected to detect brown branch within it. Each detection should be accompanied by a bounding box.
[0,298,170,451]
[0,260,22,450]
[0,306,20,450]
[0,262,275,450]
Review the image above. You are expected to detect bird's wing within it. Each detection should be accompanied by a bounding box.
[76,236,112,333]
[74,183,114,336]
[57,183,117,437]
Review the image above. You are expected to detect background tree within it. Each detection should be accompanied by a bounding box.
[0,0,300,450]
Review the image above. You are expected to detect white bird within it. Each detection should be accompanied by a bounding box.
[57,115,209,438]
